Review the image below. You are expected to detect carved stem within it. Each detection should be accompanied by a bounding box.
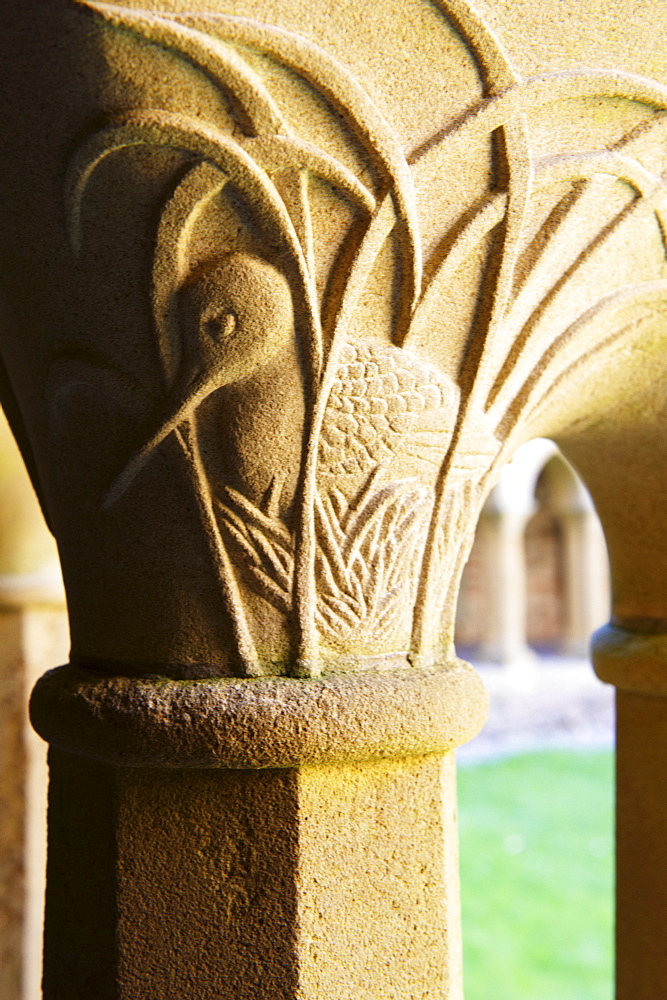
[292,198,397,676]
[177,416,261,676]
[103,375,220,510]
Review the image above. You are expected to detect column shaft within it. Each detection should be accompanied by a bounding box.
[560,510,610,657]
[0,614,25,1000]
[594,625,667,1000]
[44,748,461,1000]
[0,607,68,1000]
[478,512,535,668]
[616,690,667,999]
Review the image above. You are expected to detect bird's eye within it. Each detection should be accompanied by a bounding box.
[204,310,237,344]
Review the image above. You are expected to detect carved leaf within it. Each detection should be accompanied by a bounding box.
[65,1,667,675]
[314,474,431,647]
[215,470,430,650]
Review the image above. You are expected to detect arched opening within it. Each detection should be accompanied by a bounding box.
[455,441,610,665]
[456,440,615,1000]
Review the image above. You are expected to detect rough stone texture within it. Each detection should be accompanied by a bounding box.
[44,750,302,1000]
[31,660,487,769]
[296,753,461,999]
[44,747,460,1000]
[1,0,667,997]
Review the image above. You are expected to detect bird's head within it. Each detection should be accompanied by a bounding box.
[179,252,295,392]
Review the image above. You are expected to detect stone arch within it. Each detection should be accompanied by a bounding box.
[455,438,610,663]
[528,451,610,655]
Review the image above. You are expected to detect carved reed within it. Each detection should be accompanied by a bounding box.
[14,0,667,678]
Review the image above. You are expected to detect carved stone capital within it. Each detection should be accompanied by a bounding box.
[3,0,667,683]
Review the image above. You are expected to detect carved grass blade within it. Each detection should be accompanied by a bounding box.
[316,599,358,634]
[486,149,667,416]
[216,496,294,615]
[153,162,228,387]
[313,476,429,646]
[314,495,352,593]
[241,136,376,213]
[224,520,291,613]
[219,502,292,588]
[66,109,322,380]
[486,195,657,420]
[176,417,262,676]
[410,71,667,175]
[405,192,508,357]
[222,485,293,548]
[177,10,422,314]
[345,479,416,567]
[79,1,288,136]
[497,280,667,441]
[339,467,385,538]
[320,492,347,552]
[319,592,363,626]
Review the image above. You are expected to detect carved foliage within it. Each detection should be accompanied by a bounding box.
[59,0,667,675]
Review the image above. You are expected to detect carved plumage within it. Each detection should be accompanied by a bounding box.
[319,339,458,480]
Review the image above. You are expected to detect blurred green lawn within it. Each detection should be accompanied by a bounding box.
[458,750,614,1000]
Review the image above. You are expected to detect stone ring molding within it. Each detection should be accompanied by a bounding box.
[30,659,487,768]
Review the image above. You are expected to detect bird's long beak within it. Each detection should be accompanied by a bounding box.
[101,371,219,510]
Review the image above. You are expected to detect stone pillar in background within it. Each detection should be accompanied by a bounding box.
[559,488,610,657]
[594,627,667,1000]
[1,0,667,997]
[0,410,68,1000]
[475,441,560,671]
[476,502,536,670]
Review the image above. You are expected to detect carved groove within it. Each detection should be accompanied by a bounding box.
[57,0,667,674]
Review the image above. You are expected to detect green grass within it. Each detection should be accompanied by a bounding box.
[458,750,614,1000]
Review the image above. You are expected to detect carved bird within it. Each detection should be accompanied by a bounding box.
[318,339,459,484]
[103,251,295,508]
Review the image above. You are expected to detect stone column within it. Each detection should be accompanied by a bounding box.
[1,600,68,1000]
[593,625,667,1000]
[473,440,563,671]
[3,1,667,997]
[559,504,609,657]
[0,411,68,1000]
[541,458,611,658]
[31,662,486,1000]
[477,499,537,672]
